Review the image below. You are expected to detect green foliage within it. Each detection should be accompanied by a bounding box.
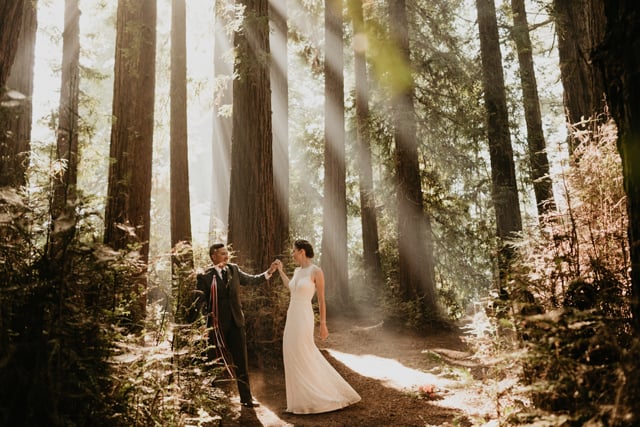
[508,119,639,426]
[241,279,291,367]
[106,304,231,427]
[0,186,233,426]
[0,188,142,426]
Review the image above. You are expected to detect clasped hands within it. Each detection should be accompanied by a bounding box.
[268,259,284,275]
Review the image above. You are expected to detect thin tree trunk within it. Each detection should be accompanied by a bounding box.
[170,0,194,325]
[210,0,233,236]
[228,0,277,271]
[349,0,382,289]
[48,0,80,264]
[104,0,157,324]
[389,0,439,316]
[270,0,289,257]
[321,0,350,307]
[476,0,523,285]
[510,0,555,217]
[1,0,36,187]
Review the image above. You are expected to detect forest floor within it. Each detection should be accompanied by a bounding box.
[211,307,528,427]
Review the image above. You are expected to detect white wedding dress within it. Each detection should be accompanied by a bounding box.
[283,265,361,414]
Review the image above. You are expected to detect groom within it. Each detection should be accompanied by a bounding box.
[195,243,278,408]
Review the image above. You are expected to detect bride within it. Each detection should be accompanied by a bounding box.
[275,239,361,414]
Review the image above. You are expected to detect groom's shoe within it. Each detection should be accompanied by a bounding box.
[241,400,260,408]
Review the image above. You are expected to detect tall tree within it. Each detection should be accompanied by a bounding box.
[321,0,350,307]
[170,0,194,324]
[47,0,80,264]
[349,0,382,288]
[228,0,277,270]
[0,0,25,90]
[510,0,555,217]
[552,0,607,153]
[104,0,157,322]
[388,0,439,316]
[210,0,233,235]
[595,0,640,332]
[476,0,523,284]
[0,0,36,187]
[270,0,289,257]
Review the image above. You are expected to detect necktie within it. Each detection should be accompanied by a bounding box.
[210,275,218,327]
[221,268,228,285]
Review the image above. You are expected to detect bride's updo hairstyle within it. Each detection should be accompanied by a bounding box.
[294,239,314,258]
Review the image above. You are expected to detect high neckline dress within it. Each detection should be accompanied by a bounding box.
[282,265,361,414]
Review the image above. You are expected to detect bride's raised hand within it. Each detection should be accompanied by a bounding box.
[268,260,279,274]
[276,259,290,285]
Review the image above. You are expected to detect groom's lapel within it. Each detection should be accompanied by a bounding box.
[225,265,234,288]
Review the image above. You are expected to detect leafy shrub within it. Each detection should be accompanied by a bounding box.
[0,188,143,426]
[508,118,639,426]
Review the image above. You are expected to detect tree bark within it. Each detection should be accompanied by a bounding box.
[170,0,194,324]
[48,0,80,264]
[389,0,439,316]
[552,0,607,153]
[349,0,382,289]
[594,0,640,333]
[0,0,36,188]
[510,0,555,217]
[476,0,523,284]
[0,0,25,90]
[321,0,350,307]
[104,0,157,323]
[270,0,289,257]
[228,0,277,271]
[210,0,233,236]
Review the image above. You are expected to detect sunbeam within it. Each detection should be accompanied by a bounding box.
[325,348,444,391]
[208,2,234,238]
[324,347,498,419]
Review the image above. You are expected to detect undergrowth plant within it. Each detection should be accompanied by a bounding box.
[507,117,640,426]
[0,187,141,426]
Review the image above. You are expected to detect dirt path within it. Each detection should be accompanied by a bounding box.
[220,313,503,427]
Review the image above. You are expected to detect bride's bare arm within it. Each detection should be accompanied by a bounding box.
[276,259,290,286]
[314,267,329,340]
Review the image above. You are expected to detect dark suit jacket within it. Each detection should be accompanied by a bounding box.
[195,263,268,328]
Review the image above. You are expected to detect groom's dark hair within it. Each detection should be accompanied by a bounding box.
[294,239,314,258]
[209,242,226,257]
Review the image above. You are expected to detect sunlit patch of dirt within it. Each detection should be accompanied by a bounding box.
[217,311,517,427]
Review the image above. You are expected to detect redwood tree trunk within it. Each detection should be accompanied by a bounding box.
[228,0,277,271]
[170,0,194,324]
[104,0,157,322]
[595,0,640,333]
[270,0,289,258]
[0,0,36,188]
[48,0,80,263]
[170,0,192,248]
[210,0,233,235]
[553,0,607,153]
[389,0,439,316]
[0,0,25,89]
[510,0,555,217]
[476,0,523,283]
[350,0,382,289]
[321,0,350,307]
